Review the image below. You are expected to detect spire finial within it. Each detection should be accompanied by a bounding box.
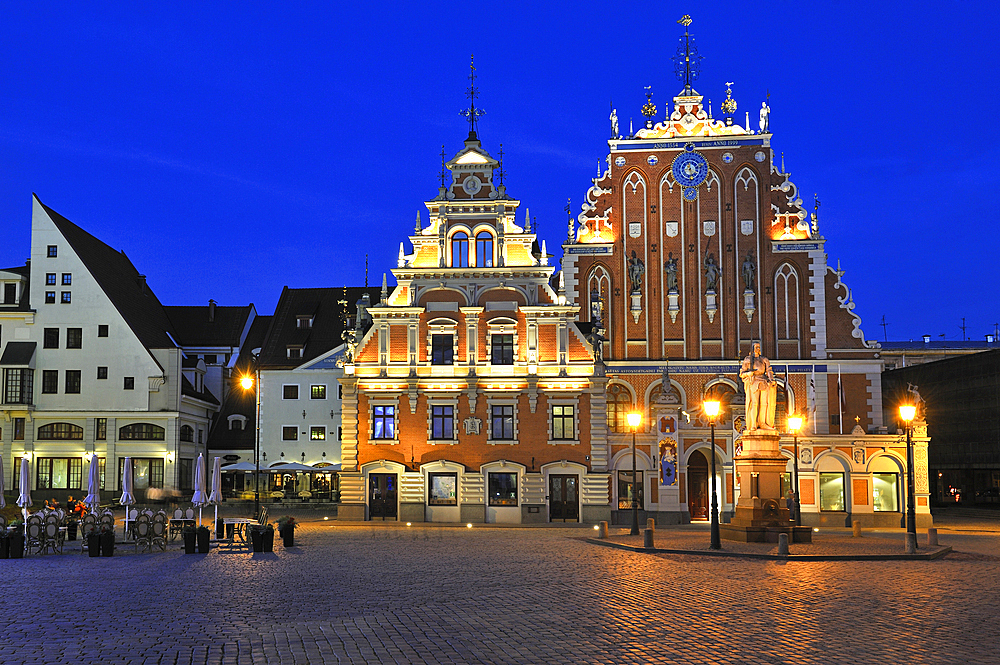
[438,145,447,188]
[381,273,388,304]
[565,198,574,241]
[415,210,422,232]
[672,15,703,96]
[364,254,369,288]
[524,207,531,232]
[496,143,506,188]
[459,54,486,139]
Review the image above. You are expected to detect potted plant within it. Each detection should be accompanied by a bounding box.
[275,516,297,548]
[182,524,197,554]
[86,524,102,558]
[249,523,274,552]
[196,525,211,553]
[8,521,24,559]
[100,524,115,557]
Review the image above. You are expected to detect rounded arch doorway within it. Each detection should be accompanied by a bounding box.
[688,450,709,521]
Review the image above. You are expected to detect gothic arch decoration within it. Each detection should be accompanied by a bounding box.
[659,170,677,194]
[610,447,652,470]
[587,264,611,343]
[735,167,758,193]
[701,379,738,425]
[704,168,721,194]
[646,380,684,421]
[416,287,470,308]
[477,285,528,307]
[774,262,801,353]
[606,380,636,433]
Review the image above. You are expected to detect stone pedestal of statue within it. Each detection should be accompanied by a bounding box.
[719,430,812,543]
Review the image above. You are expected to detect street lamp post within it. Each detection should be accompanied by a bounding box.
[240,362,262,517]
[703,399,721,550]
[626,411,642,536]
[787,415,803,526]
[899,404,917,543]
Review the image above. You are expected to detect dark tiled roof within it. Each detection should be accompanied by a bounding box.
[258,286,370,368]
[164,305,254,347]
[0,265,32,311]
[181,374,220,406]
[207,315,272,453]
[0,341,36,366]
[37,196,178,350]
[0,266,29,276]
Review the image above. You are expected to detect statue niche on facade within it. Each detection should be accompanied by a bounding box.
[739,341,777,432]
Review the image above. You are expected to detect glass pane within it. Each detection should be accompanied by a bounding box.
[873,473,899,512]
[428,473,457,505]
[133,459,151,491]
[819,472,845,511]
[488,472,517,506]
[52,459,69,489]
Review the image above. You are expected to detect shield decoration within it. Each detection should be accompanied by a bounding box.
[664,221,678,237]
[703,220,716,236]
[741,219,754,235]
[628,222,642,238]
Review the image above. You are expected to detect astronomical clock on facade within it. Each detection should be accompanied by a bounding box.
[562,18,931,527]
[336,76,609,523]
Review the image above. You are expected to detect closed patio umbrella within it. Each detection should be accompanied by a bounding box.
[207,456,223,535]
[120,457,136,535]
[16,457,32,521]
[0,455,5,509]
[191,453,208,527]
[84,457,101,512]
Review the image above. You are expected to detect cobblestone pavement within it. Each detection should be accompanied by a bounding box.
[2,510,999,664]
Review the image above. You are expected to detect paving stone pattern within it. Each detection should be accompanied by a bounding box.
[2,514,999,664]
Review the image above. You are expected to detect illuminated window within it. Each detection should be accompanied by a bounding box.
[60,292,71,304]
[606,384,632,433]
[819,472,845,511]
[552,405,575,440]
[488,472,517,506]
[873,473,899,512]
[310,426,326,441]
[311,385,327,399]
[45,273,56,286]
[37,422,84,440]
[119,423,165,440]
[451,232,469,268]
[428,472,457,505]
[476,231,494,267]
[36,457,83,490]
[372,406,395,439]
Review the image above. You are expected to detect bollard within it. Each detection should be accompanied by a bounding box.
[646,517,656,532]
[852,520,862,538]
[904,533,917,554]
[777,532,789,555]
[643,528,654,549]
[598,521,609,539]
[927,527,938,546]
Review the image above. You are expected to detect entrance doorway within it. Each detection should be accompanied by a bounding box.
[688,451,709,520]
[549,474,579,522]
[369,473,398,520]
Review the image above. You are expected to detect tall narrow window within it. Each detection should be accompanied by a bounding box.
[476,231,494,267]
[95,417,107,441]
[44,328,59,349]
[491,405,514,440]
[372,406,395,439]
[66,328,82,349]
[431,335,454,365]
[42,370,58,394]
[491,334,514,365]
[552,405,575,440]
[606,384,632,433]
[431,405,454,440]
[450,232,469,268]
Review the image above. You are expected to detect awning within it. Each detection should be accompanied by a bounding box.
[267,462,339,473]
[0,341,36,368]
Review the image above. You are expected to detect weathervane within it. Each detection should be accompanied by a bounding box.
[672,15,704,95]
[459,54,486,139]
[721,82,737,124]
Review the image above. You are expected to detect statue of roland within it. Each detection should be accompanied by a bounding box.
[739,341,777,432]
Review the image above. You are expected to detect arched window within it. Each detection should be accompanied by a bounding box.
[451,232,469,268]
[37,422,83,440]
[475,231,494,268]
[180,425,194,442]
[119,423,166,441]
[606,383,634,433]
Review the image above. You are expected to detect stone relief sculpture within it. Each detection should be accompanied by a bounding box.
[664,252,678,292]
[741,251,756,291]
[704,253,720,292]
[628,251,645,293]
[739,341,777,432]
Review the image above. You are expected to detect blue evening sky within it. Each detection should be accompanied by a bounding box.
[2,2,997,342]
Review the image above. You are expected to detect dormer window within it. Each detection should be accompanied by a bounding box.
[450,232,469,268]
[227,415,247,431]
[287,345,304,360]
[476,231,494,268]
[297,316,313,329]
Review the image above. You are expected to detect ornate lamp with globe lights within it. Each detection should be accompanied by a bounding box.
[240,369,262,516]
[899,404,917,544]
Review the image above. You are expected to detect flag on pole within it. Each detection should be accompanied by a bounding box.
[808,365,817,434]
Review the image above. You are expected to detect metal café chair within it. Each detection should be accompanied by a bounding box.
[80,514,99,555]
[150,513,168,552]
[25,516,45,555]
[133,514,153,553]
[42,519,64,555]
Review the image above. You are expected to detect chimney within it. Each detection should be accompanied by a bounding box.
[209,299,217,322]
[138,275,147,294]
[922,334,931,344]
